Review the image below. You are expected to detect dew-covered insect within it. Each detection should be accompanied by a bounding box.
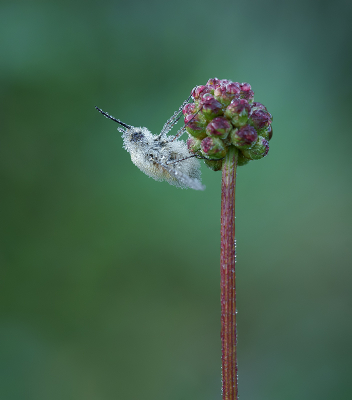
[95,97,205,190]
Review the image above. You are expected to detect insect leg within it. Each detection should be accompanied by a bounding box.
[170,105,204,142]
[159,94,193,136]
[195,155,225,161]
[166,153,225,165]
[165,154,199,165]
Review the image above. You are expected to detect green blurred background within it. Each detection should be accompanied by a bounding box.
[1,0,352,399]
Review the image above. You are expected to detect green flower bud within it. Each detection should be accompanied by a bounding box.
[225,99,250,127]
[206,117,232,139]
[230,125,258,149]
[185,113,207,140]
[258,125,273,141]
[199,94,223,120]
[204,158,223,171]
[201,137,227,159]
[187,136,201,153]
[214,86,235,107]
[241,137,269,160]
[237,151,250,167]
[249,109,272,130]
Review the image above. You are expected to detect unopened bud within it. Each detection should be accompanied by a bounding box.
[206,117,231,139]
[182,103,197,116]
[206,78,221,94]
[185,113,207,139]
[237,151,250,167]
[251,102,267,112]
[240,82,254,102]
[214,86,235,107]
[225,99,250,127]
[204,158,223,171]
[200,94,223,119]
[226,82,241,97]
[230,125,258,149]
[219,79,231,86]
[249,109,272,130]
[201,137,227,159]
[267,125,273,140]
[241,137,269,160]
[187,136,201,153]
[192,85,209,100]
[258,125,273,141]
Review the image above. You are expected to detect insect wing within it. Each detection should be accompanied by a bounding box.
[156,160,205,191]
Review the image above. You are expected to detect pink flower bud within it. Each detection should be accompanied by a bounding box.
[251,102,267,112]
[187,136,201,153]
[206,78,220,87]
[192,85,210,100]
[240,82,254,102]
[226,82,241,96]
[241,137,269,160]
[206,117,231,139]
[202,93,213,100]
[230,125,258,149]
[214,86,236,107]
[249,109,272,129]
[185,113,207,139]
[182,103,197,116]
[219,79,231,86]
[225,99,250,127]
[201,137,227,159]
[200,94,223,119]
[206,78,221,95]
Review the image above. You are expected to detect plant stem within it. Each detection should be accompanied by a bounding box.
[220,146,238,400]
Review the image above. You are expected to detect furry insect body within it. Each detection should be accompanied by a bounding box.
[95,106,205,190]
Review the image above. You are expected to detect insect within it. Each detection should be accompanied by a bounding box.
[95,96,205,190]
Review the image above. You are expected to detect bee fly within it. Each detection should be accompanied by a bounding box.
[95,96,205,190]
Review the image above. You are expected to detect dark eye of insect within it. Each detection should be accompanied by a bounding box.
[157,140,167,147]
[169,152,178,161]
[131,131,144,142]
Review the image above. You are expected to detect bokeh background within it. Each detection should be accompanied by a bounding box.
[1,0,352,399]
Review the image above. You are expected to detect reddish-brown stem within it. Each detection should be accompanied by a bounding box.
[220,146,238,400]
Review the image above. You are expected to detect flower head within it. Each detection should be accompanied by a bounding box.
[185,78,273,170]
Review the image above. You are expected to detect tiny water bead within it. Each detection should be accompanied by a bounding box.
[185,78,273,171]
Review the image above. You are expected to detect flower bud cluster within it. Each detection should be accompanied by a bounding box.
[184,78,273,170]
